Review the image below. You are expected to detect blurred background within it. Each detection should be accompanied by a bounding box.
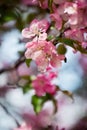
[0,0,87,130]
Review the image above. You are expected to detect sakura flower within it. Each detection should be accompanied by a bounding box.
[25,40,64,71]
[22,19,49,41]
[32,73,56,96]
[14,123,32,130]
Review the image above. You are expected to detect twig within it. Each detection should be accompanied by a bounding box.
[0,55,25,74]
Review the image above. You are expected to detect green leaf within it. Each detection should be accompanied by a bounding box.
[25,59,32,67]
[32,94,58,114]
[32,95,44,114]
[56,37,75,48]
[55,37,87,54]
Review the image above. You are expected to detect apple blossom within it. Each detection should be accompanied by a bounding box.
[64,29,83,42]
[22,19,49,41]
[25,40,64,71]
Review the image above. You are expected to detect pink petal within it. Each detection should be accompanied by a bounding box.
[22,28,35,38]
[50,53,62,68]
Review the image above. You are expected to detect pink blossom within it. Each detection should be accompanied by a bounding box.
[14,123,32,130]
[25,40,64,71]
[65,28,87,42]
[22,19,49,41]
[32,72,57,96]
[64,29,83,42]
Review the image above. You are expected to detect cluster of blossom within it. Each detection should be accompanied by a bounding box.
[22,19,65,72]
[32,68,58,96]
[14,0,87,130]
[32,0,87,47]
[21,0,87,102]
[22,18,65,105]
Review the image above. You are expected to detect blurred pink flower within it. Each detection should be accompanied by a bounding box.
[22,19,49,41]
[64,29,83,42]
[25,40,64,71]
[32,72,57,96]
[64,28,87,43]
[14,123,32,130]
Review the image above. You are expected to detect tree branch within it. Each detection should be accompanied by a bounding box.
[0,55,25,74]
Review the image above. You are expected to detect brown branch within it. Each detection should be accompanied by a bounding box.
[0,55,25,74]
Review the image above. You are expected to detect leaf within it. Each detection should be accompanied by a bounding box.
[55,37,87,54]
[32,95,44,114]
[56,37,75,48]
[32,94,58,114]
[25,59,32,67]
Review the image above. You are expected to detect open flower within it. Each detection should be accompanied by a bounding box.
[22,19,49,41]
[25,40,64,71]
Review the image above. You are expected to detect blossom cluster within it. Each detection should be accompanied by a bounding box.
[14,0,87,129]
[32,69,58,96]
[21,0,87,110]
[22,19,65,72]
[32,0,87,48]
